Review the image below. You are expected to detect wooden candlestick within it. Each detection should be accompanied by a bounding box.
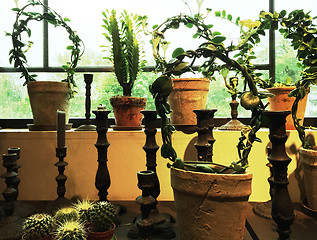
[194,109,211,162]
[92,105,111,201]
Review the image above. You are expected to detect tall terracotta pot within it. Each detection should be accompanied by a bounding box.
[27,81,71,131]
[168,78,210,127]
[170,167,252,240]
[267,86,308,130]
[110,96,146,129]
[299,147,317,211]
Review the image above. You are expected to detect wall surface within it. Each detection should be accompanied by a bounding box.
[0,128,314,203]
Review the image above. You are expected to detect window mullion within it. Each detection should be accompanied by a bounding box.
[43,0,49,68]
[269,0,276,82]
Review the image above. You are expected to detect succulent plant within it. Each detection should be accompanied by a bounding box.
[54,207,79,225]
[54,220,87,240]
[72,199,95,224]
[22,213,54,240]
[90,201,115,232]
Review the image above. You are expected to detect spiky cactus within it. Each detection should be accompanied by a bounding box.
[22,213,54,240]
[54,220,87,240]
[90,201,115,232]
[72,199,94,224]
[54,207,79,225]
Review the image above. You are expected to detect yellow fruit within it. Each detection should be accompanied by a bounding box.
[240,91,260,110]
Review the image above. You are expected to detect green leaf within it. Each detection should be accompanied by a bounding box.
[280,10,287,18]
[213,31,221,36]
[185,23,194,28]
[172,47,185,58]
[227,14,233,21]
[211,36,226,44]
[63,18,71,22]
[152,24,158,29]
[215,11,221,17]
[11,8,20,12]
[222,10,226,18]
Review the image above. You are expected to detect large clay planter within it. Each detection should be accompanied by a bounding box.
[110,96,146,129]
[27,81,71,131]
[168,78,210,127]
[299,147,317,211]
[171,167,252,240]
[267,86,308,130]
[88,223,115,240]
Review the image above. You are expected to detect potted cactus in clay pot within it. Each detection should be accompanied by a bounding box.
[22,213,54,240]
[87,201,116,240]
[101,9,147,130]
[54,220,87,240]
[150,6,269,239]
[7,0,83,131]
[259,9,317,212]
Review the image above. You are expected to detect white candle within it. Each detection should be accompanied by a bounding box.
[57,110,66,147]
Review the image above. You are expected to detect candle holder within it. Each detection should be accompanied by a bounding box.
[92,105,111,201]
[265,111,295,240]
[128,111,175,239]
[0,153,24,240]
[76,74,96,131]
[193,109,211,162]
[219,77,244,131]
[206,109,217,162]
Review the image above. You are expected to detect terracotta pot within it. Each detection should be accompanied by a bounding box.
[168,78,210,126]
[110,96,146,128]
[267,86,308,130]
[171,167,252,240]
[27,81,71,131]
[22,234,53,240]
[88,223,115,240]
[299,147,317,211]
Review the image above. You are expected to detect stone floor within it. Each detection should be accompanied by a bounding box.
[0,200,316,240]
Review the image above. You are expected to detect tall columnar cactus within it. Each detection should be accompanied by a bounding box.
[22,213,54,240]
[54,207,79,225]
[73,199,95,224]
[54,220,87,240]
[90,201,115,232]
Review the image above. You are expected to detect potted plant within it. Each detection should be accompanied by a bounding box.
[101,9,147,130]
[22,213,54,240]
[54,220,87,240]
[150,8,267,240]
[53,207,79,226]
[259,9,317,212]
[72,199,95,227]
[87,201,116,240]
[6,0,84,130]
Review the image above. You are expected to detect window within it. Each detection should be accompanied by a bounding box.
[0,0,316,126]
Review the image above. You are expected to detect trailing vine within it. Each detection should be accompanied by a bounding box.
[6,0,84,92]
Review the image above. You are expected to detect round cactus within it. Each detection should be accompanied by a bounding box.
[54,207,79,225]
[72,199,94,224]
[22,213,54,240]
[54,220,87,240]
[90,201,115,232]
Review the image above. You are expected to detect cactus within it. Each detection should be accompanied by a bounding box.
[22,213,54,240]
[90,201,115,232]
[54,207,79,225]
[72,199,95,224]
[54,220,87,240]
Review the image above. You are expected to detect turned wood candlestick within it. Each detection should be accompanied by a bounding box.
[207,109,217,162]
[92,105,111,201]
[7,148,21,198]
[76,74,96,131]
[1,153,18,216]
[193,109,211,162]
[265,111,295,240]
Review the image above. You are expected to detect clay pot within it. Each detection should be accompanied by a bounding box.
[87,223,115,240]
[168,78,210,127]
[110,96,146,128]
[27,81,71,131]
[171,167,252,240]
[267,86,308,130]
[21,234,53,240]
[299,147,317,211]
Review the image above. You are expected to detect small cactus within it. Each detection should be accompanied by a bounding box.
[90,201,115,232]
[54,207,79,225]
[72,199,94,224]
[54,220,87,240]
[22,213,54,240]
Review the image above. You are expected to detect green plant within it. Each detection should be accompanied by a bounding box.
[54,207,79,225]
[90,201,115,232]
[101,9,146,96]
[259,9,317,149]
[150,7,268,174]
[6,0,84,91]
[54,220,87,240]
[22,213,54,240]
[72,199,95,224]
